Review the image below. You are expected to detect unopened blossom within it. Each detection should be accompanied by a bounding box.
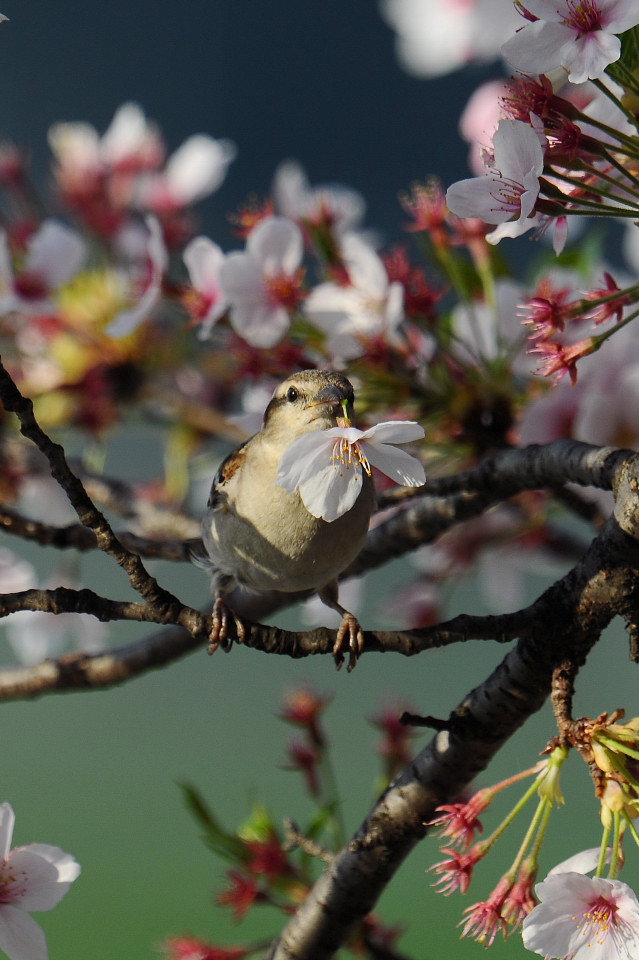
[304,233,404,361]
[446,119,545,244]
[277,420,425,522]
[502,0,639,84]
[523,871,639,959]
[182,236,227,339]
[219,216,304,348]
[0,802,80,960]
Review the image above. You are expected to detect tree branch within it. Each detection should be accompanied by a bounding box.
[267,500,639,959]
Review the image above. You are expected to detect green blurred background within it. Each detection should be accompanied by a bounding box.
[0,2,637,959]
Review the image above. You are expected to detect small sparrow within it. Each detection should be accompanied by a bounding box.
[200,370,375,670]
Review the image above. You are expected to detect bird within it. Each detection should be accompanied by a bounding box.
[198,369,375,670]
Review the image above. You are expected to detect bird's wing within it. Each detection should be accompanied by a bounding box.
[206,439,250,509]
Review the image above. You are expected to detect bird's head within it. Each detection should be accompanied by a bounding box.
[262,370,356,442]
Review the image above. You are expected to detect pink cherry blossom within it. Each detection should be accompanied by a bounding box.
[219,216,304,348]
[277,421,425,522]
[502,0,639,84]
[446,119,545,244]
[0,802,80,960]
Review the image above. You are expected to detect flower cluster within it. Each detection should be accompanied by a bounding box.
[445,1,639,387]
[429,706,639,959]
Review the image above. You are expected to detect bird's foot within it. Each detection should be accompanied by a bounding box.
[208,597,246,654]
[332,612,364,672]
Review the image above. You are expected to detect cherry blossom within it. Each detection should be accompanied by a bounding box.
[304,233,404,361]
[380,0,520,77]
[272,160,365,235]
[502,0,639,84]
[0,220,87,314]
[218,216,305,348]
[277,421,425,522]
[139,134,236,212]
[522,870,639,959]
[446,119,545,244]
[0,802,80,960]
[182,236,227,339]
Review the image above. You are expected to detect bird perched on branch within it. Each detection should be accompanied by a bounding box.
[199,370,376,670]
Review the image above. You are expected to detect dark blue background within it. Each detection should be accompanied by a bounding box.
[0,0,494,245]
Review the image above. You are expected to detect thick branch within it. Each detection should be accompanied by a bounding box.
[267,507,639,959]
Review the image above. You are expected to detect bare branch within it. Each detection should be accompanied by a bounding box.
[0,505,196,561]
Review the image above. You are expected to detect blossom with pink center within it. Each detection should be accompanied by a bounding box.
[272,160,365,235]
[0,220,87,314]
[502,0,639,84]
[304,233,405,361]
[523,871,639,959]
[446,119,545,244]
[182,236,227,339]
[277,421,425,522]
[218,216,304,348]
[0,802,80,960]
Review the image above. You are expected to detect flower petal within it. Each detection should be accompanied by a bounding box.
[0,904,48,960]
[299,457,363,521]
[277,433,333,494]
[10,845,80,910]
[0,803,14,861]
[363,439,426,486]
[360,420,425,444]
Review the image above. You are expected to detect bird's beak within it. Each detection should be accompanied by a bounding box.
[313,385,348,407]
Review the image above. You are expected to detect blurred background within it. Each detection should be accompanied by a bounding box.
[0,3,635,959]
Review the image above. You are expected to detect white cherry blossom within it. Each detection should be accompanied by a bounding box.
[446,119,545,243]
[0,802,80,960]
[523,870,639,959]
[502,0,639,84]
[304,233,404,361]
[219,216,304,348]
[183,236,227,339]
[277,421,425,522]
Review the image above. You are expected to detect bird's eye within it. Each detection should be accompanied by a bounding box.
[286,387,299,403]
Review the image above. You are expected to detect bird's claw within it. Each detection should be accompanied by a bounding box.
[332,613,364,672]
[208,597,245,655]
